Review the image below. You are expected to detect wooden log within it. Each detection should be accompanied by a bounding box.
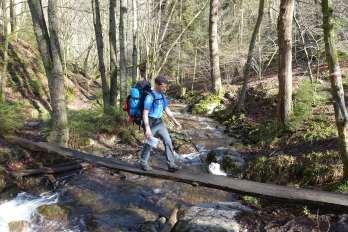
[8,162,90,177]
[161,207,179,232]
[5,136,348,209]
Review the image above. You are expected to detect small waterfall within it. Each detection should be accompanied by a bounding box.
[0,192,58,232]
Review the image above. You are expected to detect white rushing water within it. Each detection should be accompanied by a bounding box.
[208,162,227,176]
[0,192,58,232]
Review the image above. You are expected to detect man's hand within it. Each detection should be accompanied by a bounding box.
[145,127,153,139]
[174,121,182,130]
[165,107,182,130]
[143,109,152,138]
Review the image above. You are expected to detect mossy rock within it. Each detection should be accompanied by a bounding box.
[173,202,251,232]
[0,102,26,135]
[0,148,12,164]
[221,156,242,175]
[139,219,164,232]
[172,135,197,154]
[206,148,245,176]
[192,94,223,115]
[244,155,301,185]
[37,204,69,222]
[244,151,342,186]
[118,127,136,144]
[8,220,30,232]
[75,190,101,209]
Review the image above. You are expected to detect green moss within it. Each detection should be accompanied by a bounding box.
[221,156,241,174]
[245,155,301,185]
[301,116,336,142]
[241,195,262,208]
[338,50,348,60]
[37,204,69,222]
[118,126,136,144]
[66,107,123,147]
[223,114,281,146]
[41,106,118,147]
[192,94,222,115]
[288,80,316,130]
[244,151,342,187]
[28,78,44,97]
[330,180,348,193]
[343,70,348,85]
[0,148,11,164]
[76,190,100,206]
[65,86,75,102]
[0,102,26,135]
[181,90,204,105]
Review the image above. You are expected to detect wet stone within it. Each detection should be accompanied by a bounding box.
[332,214,348,232]
[8,220,30,232]
[173,202,252,232]
[206,148,246,176]
[139,216,167,232]
[266,216,315,232]
[37,204,69,223]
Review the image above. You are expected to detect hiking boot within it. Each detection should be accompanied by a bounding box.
[168,164,180,172]
[140,163,153,171]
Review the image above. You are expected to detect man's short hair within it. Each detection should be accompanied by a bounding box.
[155,75,169,85]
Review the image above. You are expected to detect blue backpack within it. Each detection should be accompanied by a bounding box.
[123,80,153,126]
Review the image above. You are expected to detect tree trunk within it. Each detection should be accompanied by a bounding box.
[192,48,197,92]
[322,0,348,179]
[294,14,313,82]
[131,0,138,84]
[27,0,68,145]
[28,0,69,145]
[239,0,244,50]
[47,0,69,145]
[119,0,127,104]
[235,0,265,112]
[209,0,223,95]
[27,0,53,77]
[83,42,94,77]
[176,0,182,86]
[277,0,294,126]
[92,0,110,112]
[9,0,16,38]
[0,0,9,102]
[109,0,118,106]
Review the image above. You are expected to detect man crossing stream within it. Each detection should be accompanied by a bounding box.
[139,76,182,172]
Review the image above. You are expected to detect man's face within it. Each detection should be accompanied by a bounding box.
[156,83,167,93]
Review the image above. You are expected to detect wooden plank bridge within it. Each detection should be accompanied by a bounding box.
[5,136,348,210]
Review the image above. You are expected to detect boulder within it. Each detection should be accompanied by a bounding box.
[8,220,30,232]
[173,202,251,232]
[37,204,69,223]
[206,148,246,176]
[332,214,348,232]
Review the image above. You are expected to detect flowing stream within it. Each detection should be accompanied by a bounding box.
[0,103,241,231]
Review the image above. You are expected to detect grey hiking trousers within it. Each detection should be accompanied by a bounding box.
[140,118,176,167]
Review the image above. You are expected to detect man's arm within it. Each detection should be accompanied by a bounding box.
[165,107,181,129]
[143,109,152,138]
